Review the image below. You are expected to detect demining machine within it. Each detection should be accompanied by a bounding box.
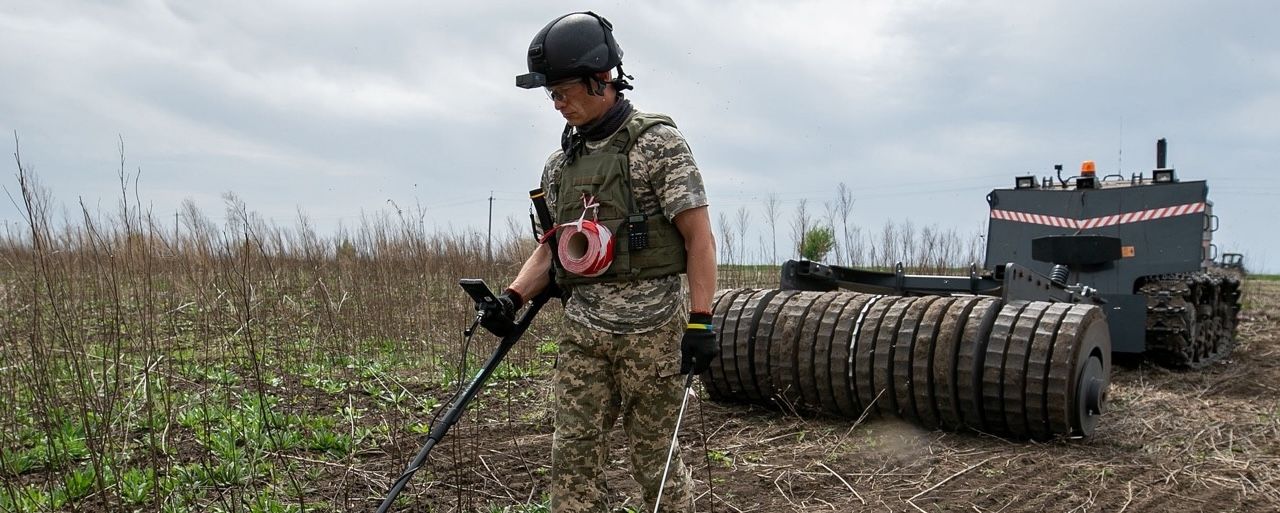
[701,139,1244,441]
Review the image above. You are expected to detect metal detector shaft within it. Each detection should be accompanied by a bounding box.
[376,293,548,513]
[653,372,696,513]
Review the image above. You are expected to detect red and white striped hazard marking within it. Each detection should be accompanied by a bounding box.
[990,202,1205,230]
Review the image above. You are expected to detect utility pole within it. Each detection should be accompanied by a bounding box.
[487,191,494,262]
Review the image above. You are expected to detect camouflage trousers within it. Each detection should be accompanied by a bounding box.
[551,311,695,513]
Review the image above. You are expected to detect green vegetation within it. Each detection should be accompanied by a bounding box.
[800,226,836,262]
[706,449,733,468]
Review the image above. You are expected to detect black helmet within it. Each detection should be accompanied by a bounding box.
[516,12,624,89]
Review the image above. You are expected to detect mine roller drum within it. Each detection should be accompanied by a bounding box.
[705,289,1112,439]
[1138,268,1243,368]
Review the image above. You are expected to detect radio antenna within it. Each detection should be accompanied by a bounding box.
[1117,115,1124,174]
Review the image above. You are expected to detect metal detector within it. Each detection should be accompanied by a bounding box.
[375,279,548,513]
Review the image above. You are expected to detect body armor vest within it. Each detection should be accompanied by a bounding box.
[553,113,688,285]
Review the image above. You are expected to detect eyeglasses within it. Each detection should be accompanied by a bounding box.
[544,79,584,102]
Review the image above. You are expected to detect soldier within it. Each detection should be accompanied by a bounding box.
[485,11,718,513]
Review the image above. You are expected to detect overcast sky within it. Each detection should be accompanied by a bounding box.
[2,0,1277,272]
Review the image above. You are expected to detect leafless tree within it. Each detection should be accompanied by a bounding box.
[897,218,916,268]
[717,211,735,266]
[835,183,857,266]
[822,199,838,264]
[765,193,780,264]
[790,199,810,260]
[878,219,895,268]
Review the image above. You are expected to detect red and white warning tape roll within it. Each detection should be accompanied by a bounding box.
[556,219,614,277]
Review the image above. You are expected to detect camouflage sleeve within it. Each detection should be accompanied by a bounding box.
[632,123,708,221]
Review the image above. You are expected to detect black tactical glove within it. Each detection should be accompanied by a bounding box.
[478,289,522,338]
[681,312,718,375]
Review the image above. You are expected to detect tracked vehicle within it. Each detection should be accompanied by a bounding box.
[702,139,1242,439]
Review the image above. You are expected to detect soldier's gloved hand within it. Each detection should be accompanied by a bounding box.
[680,312,718,375]
[479,289,522,337]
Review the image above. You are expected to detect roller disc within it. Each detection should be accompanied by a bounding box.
[873,297,914,417]
[981,300,1028,434]
[797,292,841,410]
[956,297,1002,430]
[855,296,897,416]
[752,290,799,407]
[1046,304,1110,436]
[911,296,957,430]
[711,288,731,312]
[1024,302,1071,440]
[1070,306,1110,436]
[1073,351,1108,437]
[815,293,860,415]
[718,290,761,397]
[706,288,750,401]
[830,294,874,417]
[771,291,823,410]
[736,290,782,402]
[894,296,941,423]
[1000,301,1050,438]
[932,297,981,430]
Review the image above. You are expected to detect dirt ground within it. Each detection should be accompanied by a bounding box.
[389,280,1280,512]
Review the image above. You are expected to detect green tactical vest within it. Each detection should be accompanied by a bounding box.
[553,113,688,285]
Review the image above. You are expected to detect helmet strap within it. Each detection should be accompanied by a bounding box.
[612,65,634,92]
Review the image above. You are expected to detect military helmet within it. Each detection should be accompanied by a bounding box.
[516,12,623,89]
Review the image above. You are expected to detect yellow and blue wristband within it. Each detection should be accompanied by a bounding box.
[688,311,715,332]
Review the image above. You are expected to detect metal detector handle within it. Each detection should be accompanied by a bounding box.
[460,278,517,337]
[375,291,549,513]
[530,188,567,300]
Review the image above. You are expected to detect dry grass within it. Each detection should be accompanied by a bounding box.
[0,161,556,512]
[2,158,1277,512]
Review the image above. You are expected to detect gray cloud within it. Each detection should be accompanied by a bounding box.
[1,0,1276,271]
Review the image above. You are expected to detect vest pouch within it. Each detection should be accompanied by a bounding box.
[625,214,687,278]
[563,153,630,222]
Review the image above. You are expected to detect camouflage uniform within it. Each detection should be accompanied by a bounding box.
[541,110,708,512]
